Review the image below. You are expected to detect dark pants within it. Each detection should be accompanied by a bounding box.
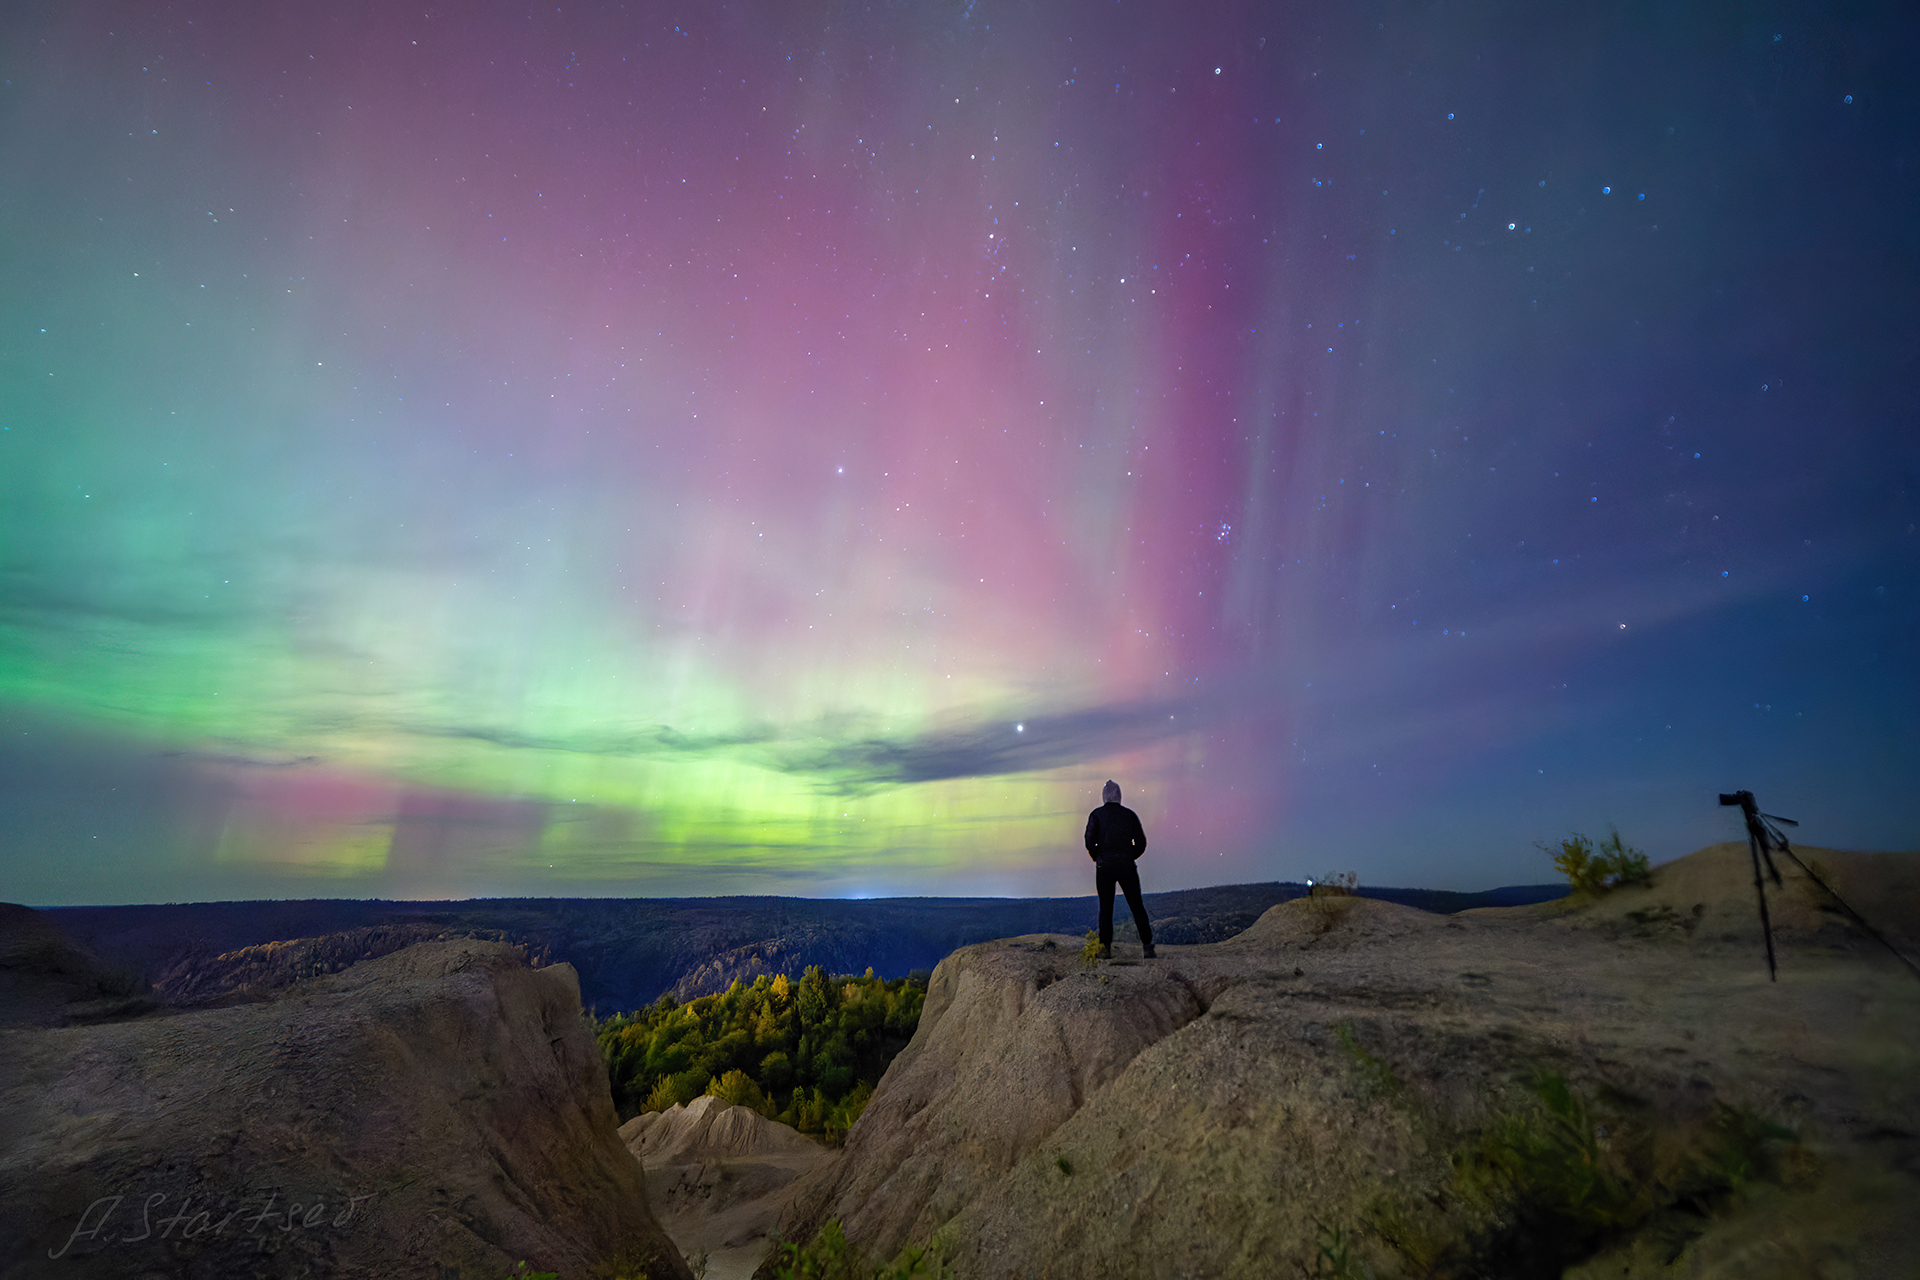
[1096,858,1153,949]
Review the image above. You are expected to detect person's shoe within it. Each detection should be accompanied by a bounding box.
[1142,944,1158,959]
[1097,944,1112,961]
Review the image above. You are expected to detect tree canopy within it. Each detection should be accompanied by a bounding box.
[595,966,925,1143]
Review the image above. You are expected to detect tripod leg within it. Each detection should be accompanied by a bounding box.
[1758,830,1783,887]
[1749,828,1778,982]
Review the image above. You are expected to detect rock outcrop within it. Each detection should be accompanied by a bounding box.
[770,845,1920,1278]
[149,922,542,1006]
[622,1097,829,1280]
[0,911,692,1280]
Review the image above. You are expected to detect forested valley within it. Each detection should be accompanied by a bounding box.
[596,966,926,1142]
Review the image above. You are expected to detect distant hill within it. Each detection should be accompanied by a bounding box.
[42,881,1567,1014]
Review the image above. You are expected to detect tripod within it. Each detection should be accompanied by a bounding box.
[1719,790,1920,983]
[1719,790,1794,981]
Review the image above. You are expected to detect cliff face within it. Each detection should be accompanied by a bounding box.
[772,847,1920,1278]
[0,923,691,1280]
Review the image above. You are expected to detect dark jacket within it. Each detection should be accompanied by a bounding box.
[1084,802,1147,864]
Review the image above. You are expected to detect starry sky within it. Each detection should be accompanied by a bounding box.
[2,0,1915,907]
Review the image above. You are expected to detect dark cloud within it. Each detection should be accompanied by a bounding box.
[780,695,1221,795]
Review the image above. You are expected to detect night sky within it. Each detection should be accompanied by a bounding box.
[3,0,1915,907]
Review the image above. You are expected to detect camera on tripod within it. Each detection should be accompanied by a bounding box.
[1719,789,1917,983]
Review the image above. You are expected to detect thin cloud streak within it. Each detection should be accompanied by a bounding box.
[778,695,1229,794]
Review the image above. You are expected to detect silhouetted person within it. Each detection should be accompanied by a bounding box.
[1085,779,1155,960]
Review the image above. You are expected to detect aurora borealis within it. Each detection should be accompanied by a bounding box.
[3,1,1915,906]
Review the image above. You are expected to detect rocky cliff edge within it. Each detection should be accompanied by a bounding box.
[0,916,691,1280]
[771,845,1920,1278]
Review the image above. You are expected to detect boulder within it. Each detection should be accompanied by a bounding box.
[0,910,691,1280]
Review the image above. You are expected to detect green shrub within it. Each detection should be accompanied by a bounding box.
[1595,827,1650,885]
[1541,826,1649,895]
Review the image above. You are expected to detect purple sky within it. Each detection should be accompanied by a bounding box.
[1,0,1915,906]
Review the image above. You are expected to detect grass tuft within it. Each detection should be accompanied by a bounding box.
[1312,1222,1375,1278]
[1333,1022,1401,1100]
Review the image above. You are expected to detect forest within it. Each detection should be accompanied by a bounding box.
[596,966,926,1142]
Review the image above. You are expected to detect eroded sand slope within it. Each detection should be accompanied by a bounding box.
[624,1095,830,1280]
